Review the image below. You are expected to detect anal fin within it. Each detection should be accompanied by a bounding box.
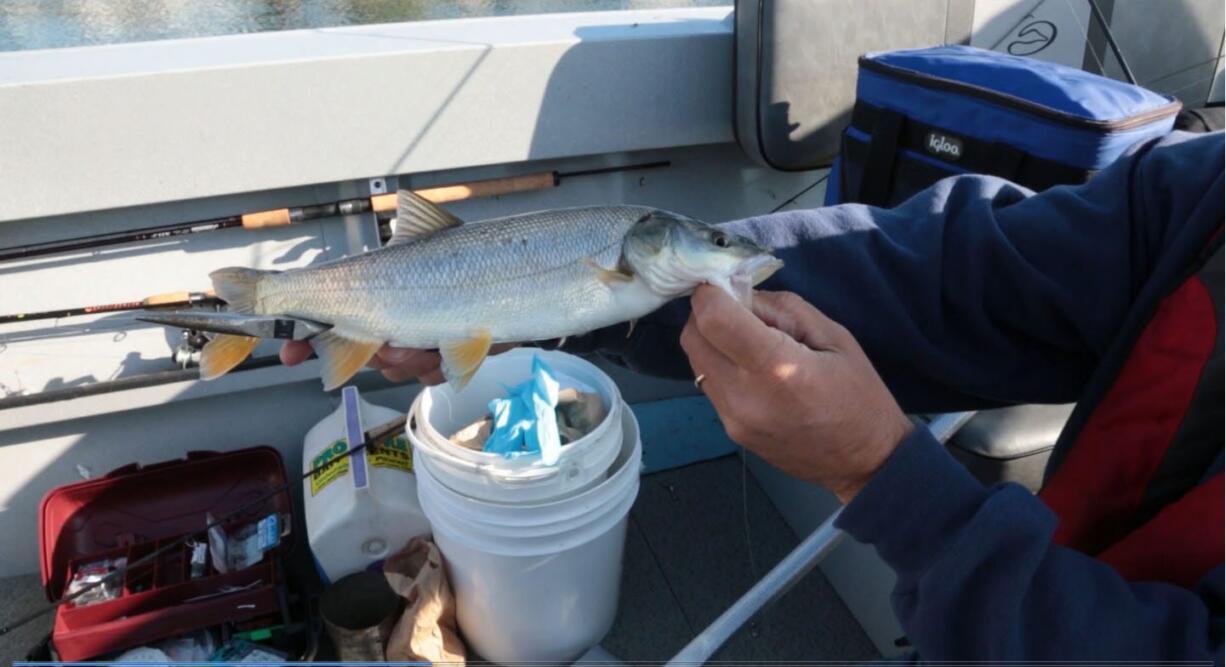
[440,330,493,391]
[313,330,381,391]
[199,334,259,380]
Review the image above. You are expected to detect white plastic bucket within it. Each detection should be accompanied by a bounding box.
[407,348,624,504]
[414,398,643,665]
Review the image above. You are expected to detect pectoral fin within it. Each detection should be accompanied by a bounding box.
[199,334,259,380]
[583,258,634,285]
[440,330,493,391]
[313,330,380,391]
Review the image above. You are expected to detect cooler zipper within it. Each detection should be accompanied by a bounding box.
[858,57,1181,132]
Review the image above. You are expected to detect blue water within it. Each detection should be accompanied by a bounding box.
[0,0,726,52]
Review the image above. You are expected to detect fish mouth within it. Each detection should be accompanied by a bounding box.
[724,254,784,305]
[736,254,784,286]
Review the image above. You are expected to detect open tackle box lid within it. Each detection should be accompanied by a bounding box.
[37,447,294,660]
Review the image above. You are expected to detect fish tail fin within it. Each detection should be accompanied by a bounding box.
[209,267,274,314]
[199,334,259,381]
[201,266,274,381]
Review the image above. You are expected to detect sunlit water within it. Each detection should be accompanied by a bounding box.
[0,0,726,52]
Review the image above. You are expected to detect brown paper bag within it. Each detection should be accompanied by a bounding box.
[383,537,466,664]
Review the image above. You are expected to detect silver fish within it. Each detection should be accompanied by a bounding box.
[201,190,782,390]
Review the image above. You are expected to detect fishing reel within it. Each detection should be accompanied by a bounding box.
[173,328,209,369]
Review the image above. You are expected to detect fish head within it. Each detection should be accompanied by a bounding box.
[621,210,783,304]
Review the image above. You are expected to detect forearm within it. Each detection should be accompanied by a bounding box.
[839,431,1223,659]
[568,133,1219,405]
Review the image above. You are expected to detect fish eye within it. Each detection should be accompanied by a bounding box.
[712,233,729,248]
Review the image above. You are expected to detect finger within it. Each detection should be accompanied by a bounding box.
[280,340,314,366]
[366,352,392,370]
[381,349,442,380]
[679,314,739,390]
[691,284,789,370]
[381,365,418,384]
[751,291,850,351]
[419,367,446,386]
[377,344,510,385]
[375,344,425,365]
[681,316,759,443]
[380,360,440,384]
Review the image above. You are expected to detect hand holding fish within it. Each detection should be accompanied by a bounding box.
[680,286,913,504]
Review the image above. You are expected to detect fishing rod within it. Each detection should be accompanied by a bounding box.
[0,161,671,264]
[0,413,409,638]
[0,290,217,325]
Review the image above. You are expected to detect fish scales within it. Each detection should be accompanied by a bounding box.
[258,206,651,345]
[196,191,780,390]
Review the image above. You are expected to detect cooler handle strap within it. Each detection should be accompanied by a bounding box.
[991,142,1026,183]
[859,108,904,207]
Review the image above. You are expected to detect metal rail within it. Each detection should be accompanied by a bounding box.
[664,411,976,666]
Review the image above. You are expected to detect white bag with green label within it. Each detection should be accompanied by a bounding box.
[303,386,431,583]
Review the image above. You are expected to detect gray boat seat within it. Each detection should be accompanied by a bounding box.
[947,404,1075,492]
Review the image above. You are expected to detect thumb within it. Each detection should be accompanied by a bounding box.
[751,291,851,352]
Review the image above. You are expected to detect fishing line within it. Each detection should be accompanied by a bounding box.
[1059,0,1137,85]
[769,174,830,214]
[0,414,407,638]
[753,171,830,584]
[1084,0,1137,85]
[1159,73,1223,101]
[740,447,760,581]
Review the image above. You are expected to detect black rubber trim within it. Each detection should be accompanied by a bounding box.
[859,56,1182,132]
[749,0,832,172]
[858,108,904,206]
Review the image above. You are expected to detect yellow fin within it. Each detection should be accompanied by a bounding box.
[440,330,493,391]
[313,330,380,391]
[582,258,634,285]
[199,334,259,380]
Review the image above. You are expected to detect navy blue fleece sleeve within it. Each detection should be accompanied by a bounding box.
[571,132,1222,413]
[837,429,1223,660]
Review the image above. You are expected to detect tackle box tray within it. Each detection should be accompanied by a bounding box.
[38,447,294,661]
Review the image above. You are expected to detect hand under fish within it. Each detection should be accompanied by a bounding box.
[202,191,782,390]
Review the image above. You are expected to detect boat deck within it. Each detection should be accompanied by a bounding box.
[0,454,877,664]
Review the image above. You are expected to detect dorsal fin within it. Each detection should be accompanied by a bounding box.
[389,189,464,246]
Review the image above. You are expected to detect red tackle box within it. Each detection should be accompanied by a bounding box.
[38,447,294,661]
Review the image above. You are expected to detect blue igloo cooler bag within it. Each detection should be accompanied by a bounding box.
[826,45,1182,207]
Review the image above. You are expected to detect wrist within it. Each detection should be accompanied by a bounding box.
[830,412,914,504]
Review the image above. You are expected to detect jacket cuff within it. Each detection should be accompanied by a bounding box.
[835,426,989,587]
